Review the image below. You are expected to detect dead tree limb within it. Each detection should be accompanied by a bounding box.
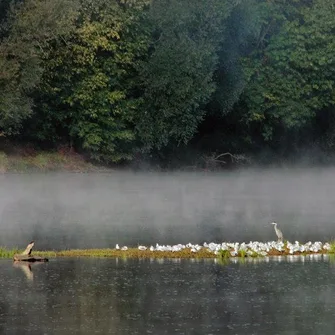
[13,241,48,262]
[202,152,249,169]
[21,241,35,256]
[213,152,248,163]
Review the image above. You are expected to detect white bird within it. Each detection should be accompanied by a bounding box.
[271,222,284,242]
[138,245,147,251]
[115,244,120,250]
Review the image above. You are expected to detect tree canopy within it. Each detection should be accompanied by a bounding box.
[0,0,334,165]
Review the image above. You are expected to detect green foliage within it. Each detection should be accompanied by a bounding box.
[238,249,247,258]
[329,241,335,254]
[242,0,335,142]
[32,0,151,162]
[0,150,96,172]
[0,151,8,171]
[0,247,20,258]
[247,250,264,258]
[1,0,335,164]
[210,0,263,114]
[218,249,231,259]
[135,0,238,150]
[0,0,79,135]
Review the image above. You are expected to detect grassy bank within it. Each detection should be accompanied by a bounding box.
[0,247,21,258]
[0,150,108,173]
[0,248,217,259]
[1,244,335,260]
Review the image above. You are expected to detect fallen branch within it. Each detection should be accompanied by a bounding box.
[213,152,248,163]
[13,241,48,262]
[202,152,249,169]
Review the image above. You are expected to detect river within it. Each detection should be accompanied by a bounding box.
[1,169,335,334]
[1,257,335,334]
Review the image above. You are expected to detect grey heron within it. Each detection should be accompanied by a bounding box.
[271,222,283,242]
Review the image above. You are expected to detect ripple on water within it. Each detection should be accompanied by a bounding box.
[0,257,335,334]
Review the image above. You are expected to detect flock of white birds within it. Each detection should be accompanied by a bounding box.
[114,222,333,257]
[115,240,332,257]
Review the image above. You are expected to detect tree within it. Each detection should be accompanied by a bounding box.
[208,0,262,115]
[0,0,79,135]
[29,0,151,161]
[241,0,335,143]
[134,0,240,150]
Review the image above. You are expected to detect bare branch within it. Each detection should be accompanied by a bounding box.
[21,241,34,256]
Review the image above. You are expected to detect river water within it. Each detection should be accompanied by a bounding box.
[1,168,335,250]
[1,169,335,333]
[1,257,335,334]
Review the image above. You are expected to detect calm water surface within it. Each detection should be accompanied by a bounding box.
[1,257,335,335]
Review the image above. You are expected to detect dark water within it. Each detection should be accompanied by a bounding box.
[1,257,335,334]
[1,169,335,250]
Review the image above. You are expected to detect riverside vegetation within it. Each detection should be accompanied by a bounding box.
[2,241,335,260]
[0,0,335,169]
[0,149,102,172]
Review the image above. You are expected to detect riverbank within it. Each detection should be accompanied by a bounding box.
[1,241,335,259]
[2,143,335,174]
[0,148,242,173]
[0,150,108,173]
[0,141,251,172]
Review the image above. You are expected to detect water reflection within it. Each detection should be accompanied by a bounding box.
[12,261,48,282]
[13,262,34,281]
[1,257,335,334]
[223,253,331,265]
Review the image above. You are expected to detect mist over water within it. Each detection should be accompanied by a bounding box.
[1,168,335,250]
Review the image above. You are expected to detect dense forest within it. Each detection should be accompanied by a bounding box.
[0,0,334,168]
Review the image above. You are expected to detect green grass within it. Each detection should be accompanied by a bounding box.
[0,247,21,258]
[247,250,264,258]
[219,248,265,259]
[0,152,9,172]
[1,243,334,260]
[328,241,335,254]
[218,249,231,259]
[0,150,104,173]
[35,248,217,259]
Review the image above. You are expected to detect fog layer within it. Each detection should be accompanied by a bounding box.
[1,168,335,249]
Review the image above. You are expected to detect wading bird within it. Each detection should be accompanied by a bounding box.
[271,222,283,242]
